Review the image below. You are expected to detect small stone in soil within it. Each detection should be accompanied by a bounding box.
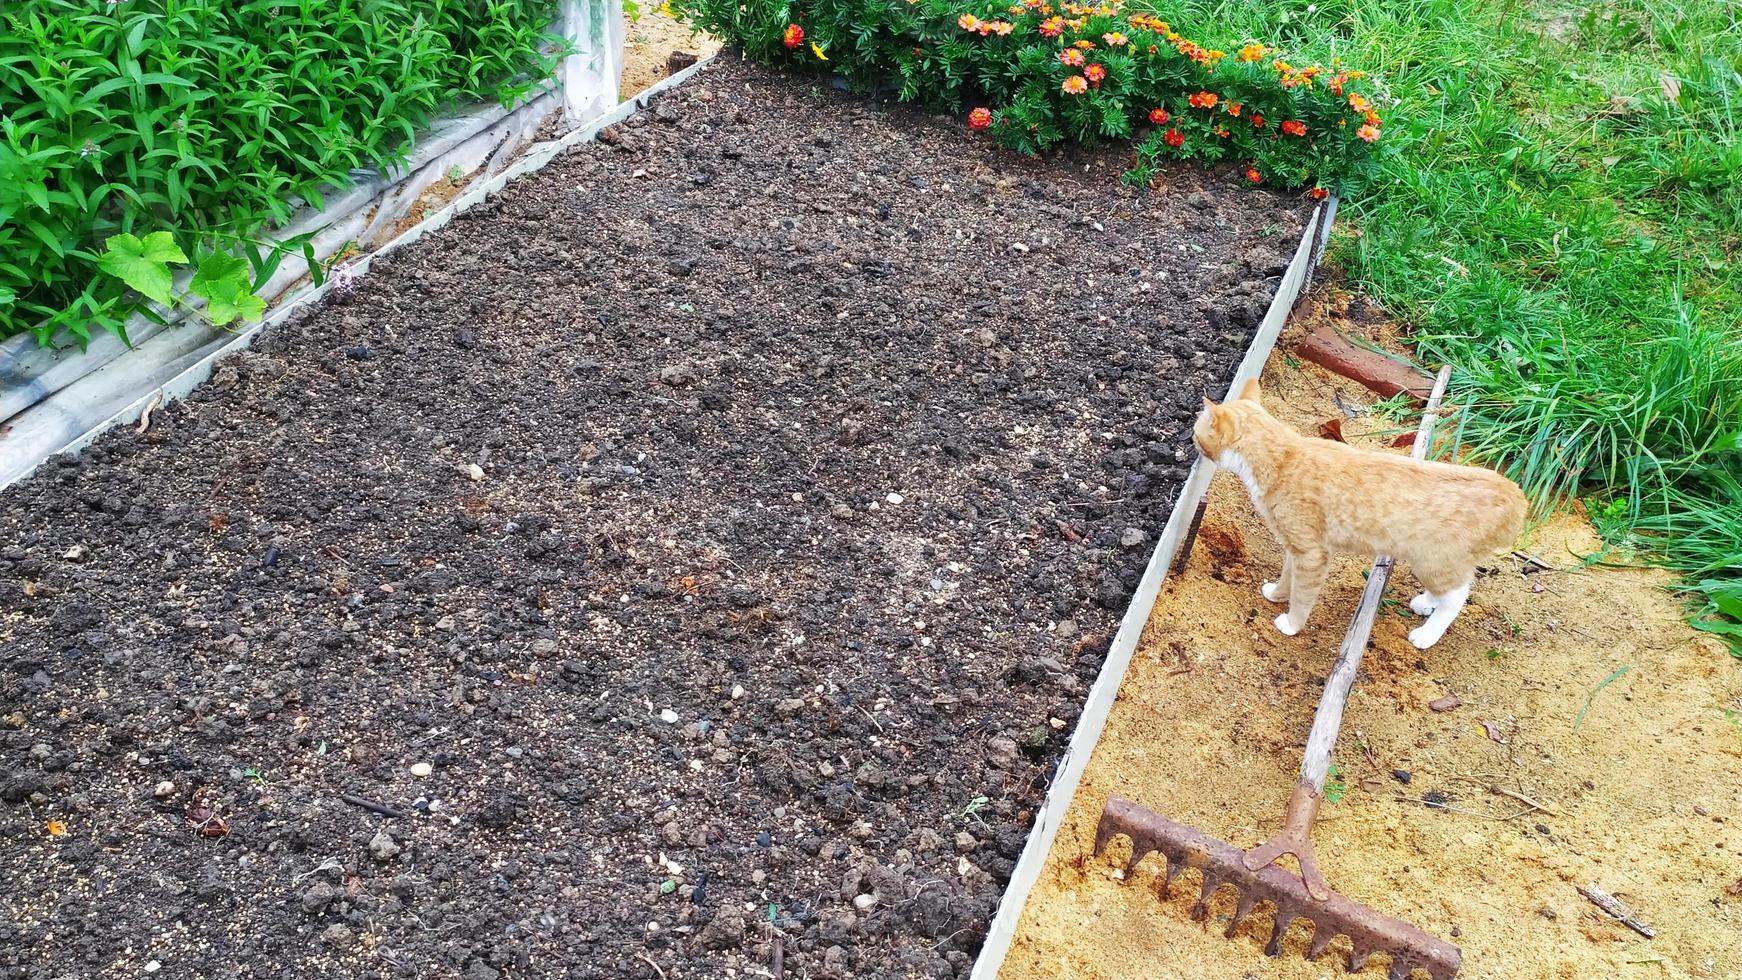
[154,780,177,799]
[1391,769,1412,784]
[659,709,680,723]
[369,830,402,861]
[885,492,904,504]
[346,345,373,361]
[1428,694,1461,712]
[410,762,433,778]
[464,464,484,482]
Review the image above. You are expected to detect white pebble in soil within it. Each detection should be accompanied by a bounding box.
[410,762,433,778]
[659,709,680,723]
[885,492,904,504]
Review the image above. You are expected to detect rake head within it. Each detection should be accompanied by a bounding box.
[1095,796,1461,980]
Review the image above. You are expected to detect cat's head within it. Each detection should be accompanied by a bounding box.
[1192,378,1267,459]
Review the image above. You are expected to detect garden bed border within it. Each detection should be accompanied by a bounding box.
[969,193,1339,978]
[0,54,706,495]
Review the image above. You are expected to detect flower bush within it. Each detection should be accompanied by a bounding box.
[667,0,1388,193]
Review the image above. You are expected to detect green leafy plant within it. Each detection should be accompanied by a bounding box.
[667,0,1388,192]
[1,0,569,348]
[1324,762,1347,804]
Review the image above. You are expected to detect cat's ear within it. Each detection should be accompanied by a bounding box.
[1202,396,1216,409]
[1238,378,1262,402]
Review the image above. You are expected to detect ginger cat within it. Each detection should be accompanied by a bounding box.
[1194,379,1526,650]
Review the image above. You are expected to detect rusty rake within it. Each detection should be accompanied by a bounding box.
[1096,366,1461,979]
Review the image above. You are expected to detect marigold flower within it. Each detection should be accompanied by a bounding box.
[1356,123,1380,142]
[958,13,980,30]
[1074,39,1096,49]
[783,23,804,48]
[1187,91,1218,109]
[1281,119,1307,136]
[1061,75,1089,95]
[1250,113,1265,128]
[1147,44,1158,55]
[1215,126,1229,138]
[1348,93,1371,114]
[1084,63,1106,84]
[1102,31,1127,45]
[1225,101,1242,117]
[1364,110,1382,126]
[1148,107,1169,125]
[1163,128,1184,148]
[969,107,993,130]
[1059,48,1084,66]
[989,20,1013,34]
[1237,43,1265,62]
[1246,168,1261,183]
[1309,187,1328,200]
[1039,16,1065,36]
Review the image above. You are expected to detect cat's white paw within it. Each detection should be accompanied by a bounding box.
[1262,581,1286,603]
[1274,612,1302,637]
[1408,624,1444,650]
[1409,592,1437,616]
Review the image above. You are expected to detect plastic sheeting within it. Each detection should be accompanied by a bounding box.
[0,1,625,489]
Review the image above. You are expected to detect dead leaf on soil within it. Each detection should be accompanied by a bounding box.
[1429,694,1462,712]
[1318,418,1346,442]
[46,820,67,837]
[1481,720,1508,744]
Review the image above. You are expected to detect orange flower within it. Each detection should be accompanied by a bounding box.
[989,20,1013,35]
[1084,63,1106,84]
[1059,48,1084,66]
[1237,43,1265,62]
[1187,91,1218,109]
[1250,113,1265,128]
[1225,101,1242,117]
[1281,119,1307,137]
[1148,107,1169,125]
[1364,110,1382,126]
[1061,75,1089,95]
[1147,44,1158,55]
[1074,39,1096,49]
[783,23,804,48]
[1163,128,1184,148]
[1246,168,1262,183]
[1214,126,1229,138]
[1348,93,1371,114]
[1309,187,1328,200]
[969,107,993,130]
[1102,31,1127,45]
[1356,123,1380,142]
[958,13,981,30]
[1039,16,1065,36]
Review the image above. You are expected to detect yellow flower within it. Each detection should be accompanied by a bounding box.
[811,41,829,60]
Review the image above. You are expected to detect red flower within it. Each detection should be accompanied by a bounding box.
[969,107,993,130]
[1059,48,1085,66]
[1309,187,1328,200]
[1084,63,1106,84]
[1148,108,1169,125]
[1246,168,1262,183]
[1250,113,1265,128]
[1225,101,1242,118]
[783,23,804,48]
[1163,128,1183,148]
[1281,119,1307,137]
[1039,15,1065,36]
[1187,91,1218,109]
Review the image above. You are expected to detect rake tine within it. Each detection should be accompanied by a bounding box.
[1306,923,1336,961]
[1263,913,1295,957]
[1224,889,1261,938]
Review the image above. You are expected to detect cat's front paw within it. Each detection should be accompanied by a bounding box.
[1261,581,1286,603]
[1409,592,1437,616]
[1407,624,1444,650]
[1273,612,1302,637]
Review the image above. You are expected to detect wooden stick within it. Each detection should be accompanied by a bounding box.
[1297,365,1453,792]
[1579,883,1656,938]
[339,794,407,818]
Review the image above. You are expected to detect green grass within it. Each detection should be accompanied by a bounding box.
[1149,0,1742,645]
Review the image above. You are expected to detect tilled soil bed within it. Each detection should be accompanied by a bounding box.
[1,56,1307,980]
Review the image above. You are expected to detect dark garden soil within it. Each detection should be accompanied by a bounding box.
[0,56,1307,980]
